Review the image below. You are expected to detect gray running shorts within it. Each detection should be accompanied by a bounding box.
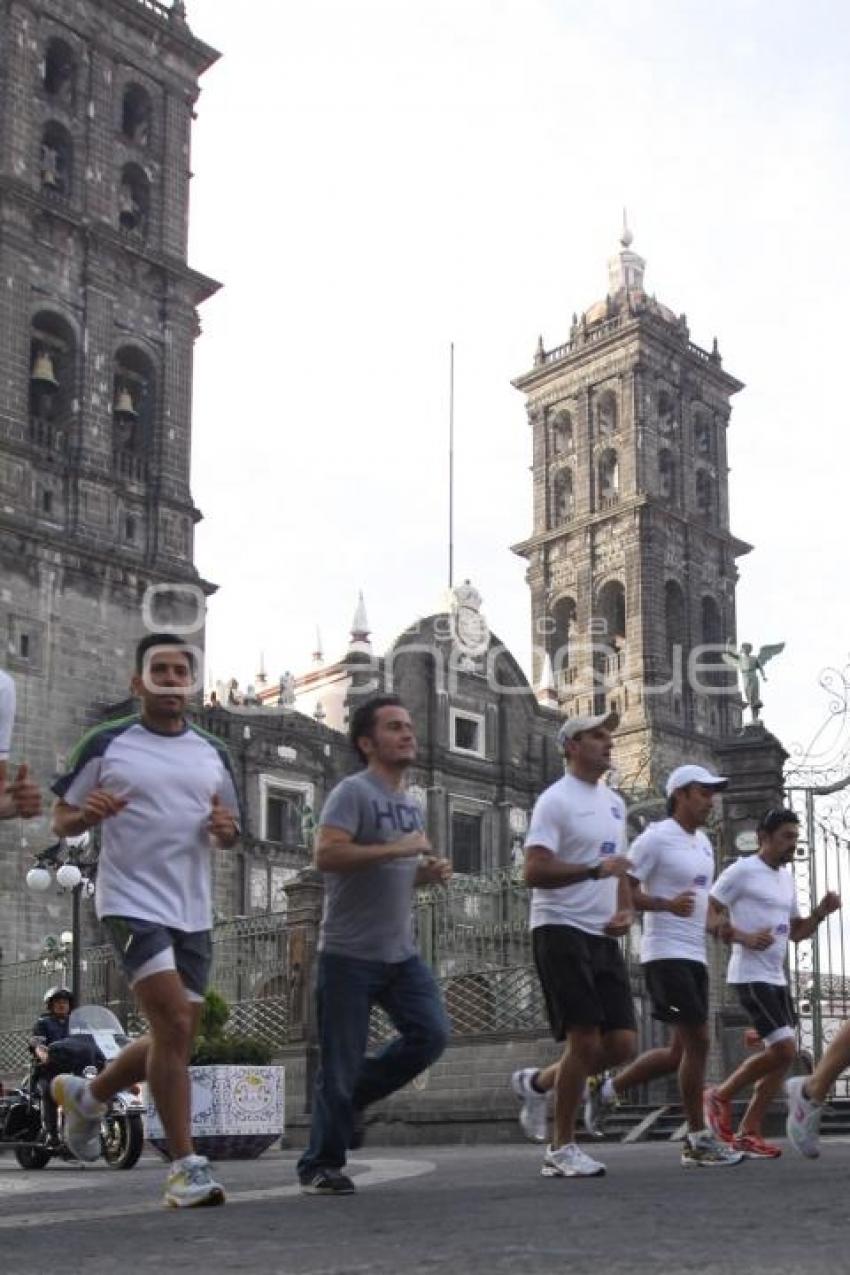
[101,915,212,999]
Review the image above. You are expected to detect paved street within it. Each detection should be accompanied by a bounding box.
[2,1137,849,1273]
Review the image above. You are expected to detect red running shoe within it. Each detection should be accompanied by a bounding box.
[732,1131,782,1159]
[703,1087,734,1143]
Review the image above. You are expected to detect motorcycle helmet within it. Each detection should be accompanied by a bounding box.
[43,986,74,1010]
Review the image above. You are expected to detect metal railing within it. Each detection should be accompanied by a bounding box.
[1,871,637,1066]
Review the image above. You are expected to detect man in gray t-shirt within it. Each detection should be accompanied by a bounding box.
[297,696,451,1196]
[318,770,424,962]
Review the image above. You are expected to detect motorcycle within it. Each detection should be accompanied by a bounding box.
[0,1003,146,1170]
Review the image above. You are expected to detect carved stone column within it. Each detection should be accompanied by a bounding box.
[283,869,324,1110]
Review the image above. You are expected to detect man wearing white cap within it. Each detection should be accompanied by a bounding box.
[510,711,637,1178]
[583,763,742,1167]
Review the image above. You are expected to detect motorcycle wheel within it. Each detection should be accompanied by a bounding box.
[101,1113,144,1170]
[15,1144,51,1170]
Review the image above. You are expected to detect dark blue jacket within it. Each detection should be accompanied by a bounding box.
[31,1013,70,1047]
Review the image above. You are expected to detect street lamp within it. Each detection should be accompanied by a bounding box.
[25,832,96,1003]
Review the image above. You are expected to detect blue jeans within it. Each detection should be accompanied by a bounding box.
[297,951,450,1178]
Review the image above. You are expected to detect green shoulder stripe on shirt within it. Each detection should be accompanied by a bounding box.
[65,713,140,769]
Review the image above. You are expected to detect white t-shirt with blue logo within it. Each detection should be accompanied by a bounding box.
[524,772,626,936]
[711,854,800,986]
[627,818,715,965]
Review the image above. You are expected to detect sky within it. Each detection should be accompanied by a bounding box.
[185,0,850,769]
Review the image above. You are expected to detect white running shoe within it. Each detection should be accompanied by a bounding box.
[541,1141,606,1177]
[786,1076,822,1159]
[583,1074,616,1138]
[681,1131,744,1167]
[511,1068,548,1143]
[164,1155,226,1208]
[50,1074,104,1163]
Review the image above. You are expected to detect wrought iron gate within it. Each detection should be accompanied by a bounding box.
[787,661,850,1094]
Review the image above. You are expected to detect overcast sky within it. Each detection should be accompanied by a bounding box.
[186,0,850,766]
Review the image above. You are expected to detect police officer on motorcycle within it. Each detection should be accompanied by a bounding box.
[30,987,72,1147]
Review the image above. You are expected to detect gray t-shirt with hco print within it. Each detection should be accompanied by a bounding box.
[318,770,424,962]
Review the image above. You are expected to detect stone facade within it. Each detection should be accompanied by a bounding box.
[0,0,219,958]
[220,592,565,914]
[512,227,752,793]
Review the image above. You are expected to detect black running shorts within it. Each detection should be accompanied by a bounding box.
[642,959,709,1026]
[735,982,797,1045]
[532,924,636,1040]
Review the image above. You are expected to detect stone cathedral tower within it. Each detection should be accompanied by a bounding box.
[512,225,751,792]
[0,0,219,958]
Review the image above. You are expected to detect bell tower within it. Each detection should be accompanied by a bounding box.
[512,222,751,790]
[0,0,219,955]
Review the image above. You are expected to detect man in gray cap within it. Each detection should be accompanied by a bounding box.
[582,762,742,1167]
[510,710,636,1178]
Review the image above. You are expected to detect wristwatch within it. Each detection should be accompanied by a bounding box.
[587,863,602,881]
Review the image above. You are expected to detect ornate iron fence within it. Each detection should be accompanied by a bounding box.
[0,914,292,1074]
[2,869,649,1069]
[786,657,850,1094]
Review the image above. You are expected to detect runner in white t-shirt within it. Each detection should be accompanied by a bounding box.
[0,668,41,820]
[583,763,742,1168]
[0,668,14,792]
[49,634,241,1209]
[510,711,637,1179]
[706,808,839,1159]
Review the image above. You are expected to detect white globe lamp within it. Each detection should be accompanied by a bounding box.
[26,866,52,892]
[56,863,83,890]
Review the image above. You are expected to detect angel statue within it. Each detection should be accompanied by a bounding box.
[723,640,785,722]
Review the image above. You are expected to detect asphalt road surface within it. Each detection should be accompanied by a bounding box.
[1,1137,847,1274]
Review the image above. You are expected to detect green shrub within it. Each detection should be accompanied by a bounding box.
[190,989,275,1066]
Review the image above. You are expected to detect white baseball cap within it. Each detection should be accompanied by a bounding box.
[665,764,729,798]
[557,710,619,749]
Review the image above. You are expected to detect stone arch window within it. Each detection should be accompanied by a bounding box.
[597,448,619,507]
[595,389,618,437]
[694,411,714,458]
[592,580,625,714]
[42,37,76,106]
[551,408,574,456]
[552,467,573,525]
[657,387,676,433]
[695,468,714,518]
[658,448,676,502]
[118,163,150,238]
[596,580,626,647]
[29,310,76,453]
[40,121,73,198]
[700,594,727,693]
[551,596,577,687]
[664,580,687,669]
[113,345,155,479]
[122,84,153,147]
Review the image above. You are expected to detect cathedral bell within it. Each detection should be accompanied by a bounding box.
[30,349,59,390]
[113,385,137,420]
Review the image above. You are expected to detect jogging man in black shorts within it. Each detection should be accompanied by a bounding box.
[50,633,241,1208]
[513,711,636,1178]
[707,807,838,1157]
[583,764,742,1167]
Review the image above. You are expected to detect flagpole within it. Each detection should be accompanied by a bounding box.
[448,341,454,591]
